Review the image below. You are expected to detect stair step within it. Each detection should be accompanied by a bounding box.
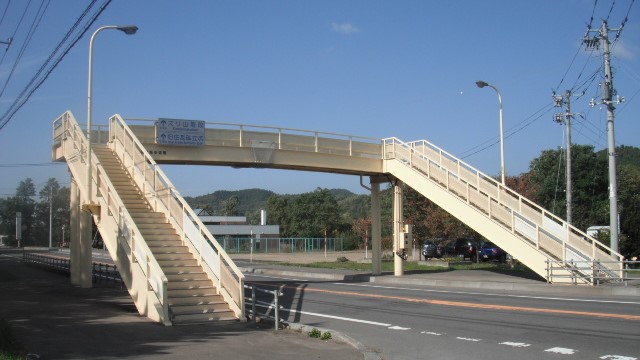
[141,228,178,236]
[147,245,188,254]
[166,273,209,282]
[168,294,224,306]
[154,253,194,261]
[170,302,230,315]
[168,280,213,290]
[158,259,199,268]
[171,310,237,324]
[168,287,217,297]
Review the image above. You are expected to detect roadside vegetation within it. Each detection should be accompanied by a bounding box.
[0,319,24,360]
[263,258,543,280]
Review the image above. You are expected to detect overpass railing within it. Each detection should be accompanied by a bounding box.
[382,137,623,283]
[109,114,245,317]
[123,118,383,159]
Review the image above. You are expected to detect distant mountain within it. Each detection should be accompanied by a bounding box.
[184,188,276,216]
[183,187,371,221]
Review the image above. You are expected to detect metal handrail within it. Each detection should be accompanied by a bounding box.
[244,284,283,330]
[123,117,381,144]
[382,137,623,278]
[53,111,170,322]
[546,259,639,286]
[109,114,245,317]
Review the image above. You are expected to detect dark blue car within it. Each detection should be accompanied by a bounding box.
[479,241,507,263]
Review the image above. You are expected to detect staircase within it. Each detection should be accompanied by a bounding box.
[383,138,624,284]
[93,145,237,323]
[53,111,245,325]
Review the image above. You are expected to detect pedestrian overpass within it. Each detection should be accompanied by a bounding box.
[52,111,623,325]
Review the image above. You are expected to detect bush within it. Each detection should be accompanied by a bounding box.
[308,328,321,338]
[321,331,332,340]
[336,256,349,263]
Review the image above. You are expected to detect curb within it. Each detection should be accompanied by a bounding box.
[287,323,382,360]
[240,266,640,296]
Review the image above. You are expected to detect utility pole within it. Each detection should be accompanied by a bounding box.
[553,90,581,225]
[586,20,625,253]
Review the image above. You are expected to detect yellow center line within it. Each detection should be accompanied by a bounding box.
[253,282,640,321]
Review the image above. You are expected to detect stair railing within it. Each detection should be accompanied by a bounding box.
[53,111,171,324]
[108,114,245,317]
[382,137,623,280]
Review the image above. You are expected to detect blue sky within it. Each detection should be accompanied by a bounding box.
[0,0,638,197]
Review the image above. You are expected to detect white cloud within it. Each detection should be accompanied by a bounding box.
[331,22,361,35]
[611,39,636,60]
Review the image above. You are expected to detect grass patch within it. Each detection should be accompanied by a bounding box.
[0,319,24,360]
[263,258,540,279]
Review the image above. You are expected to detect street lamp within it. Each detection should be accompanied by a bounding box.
[86,25,138,208]
[476,80,506,185]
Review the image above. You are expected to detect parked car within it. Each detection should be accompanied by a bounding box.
[421,240,444,260]
[445,238,480,261]
[479,241,507,263]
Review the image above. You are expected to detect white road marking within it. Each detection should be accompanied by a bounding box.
[333,282,640,305]
[248,274,310,282]
[388,326,410,330]
[500,342,531,348]
[421,331,443,336]
[283,307,392,327]
[545,347,577,355]
[456,337,482,342]
[600,356,637,360]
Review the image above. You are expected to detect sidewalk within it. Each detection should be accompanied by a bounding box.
[233,251,640,297]
[0,250,364,360]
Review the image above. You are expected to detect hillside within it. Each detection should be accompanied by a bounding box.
[183,188,370,221]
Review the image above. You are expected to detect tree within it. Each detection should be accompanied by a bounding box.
[266,195,291,237]
[528,145,608,231]
[222,195,239,216]
[289,188,343,238]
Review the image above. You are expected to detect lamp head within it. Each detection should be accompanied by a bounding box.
[117,26,138,35]
[475,80,489,88]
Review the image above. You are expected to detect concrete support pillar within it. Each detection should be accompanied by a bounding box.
[69,176,93,288]
[393,181,403,277]
[370,180,382,276]
[70,178,80,286]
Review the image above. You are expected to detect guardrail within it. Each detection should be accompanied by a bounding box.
[109,114,245,318]
[244,284,284,330]
[23,252,123,287]
[382,137,623,280]
[546,260,640,286]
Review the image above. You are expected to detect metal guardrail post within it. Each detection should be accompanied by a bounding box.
[251,286,256,324]
[274,289,279,330]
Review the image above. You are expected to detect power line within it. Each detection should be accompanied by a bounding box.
[0,0,49,99]
[0,0,112,132]
[0,162,65,168]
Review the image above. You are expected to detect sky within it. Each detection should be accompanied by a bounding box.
[0,0,638,197]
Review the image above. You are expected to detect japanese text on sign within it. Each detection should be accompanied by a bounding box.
[155,118,205,146]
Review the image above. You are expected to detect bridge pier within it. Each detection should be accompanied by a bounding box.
[371,180,382,276]
[69,177,93,288]
[393,180,404,277]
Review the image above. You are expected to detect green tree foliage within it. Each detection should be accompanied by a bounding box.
[0,178,69,247]
[528,144,608,231]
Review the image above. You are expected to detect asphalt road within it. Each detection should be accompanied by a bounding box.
[246,272,640,360]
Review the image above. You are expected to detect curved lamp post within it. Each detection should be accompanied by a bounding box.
[476,80,506,185]
[86,25,138,208]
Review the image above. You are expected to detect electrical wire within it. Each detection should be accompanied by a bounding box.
[0,162,65,168]
[0,0,11,28]
[0,0,112,132]
[459,103,554,160]
[615,0,635,41]
[606,0,617,21]
[0,0,30,71]
[0,0,48,99]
